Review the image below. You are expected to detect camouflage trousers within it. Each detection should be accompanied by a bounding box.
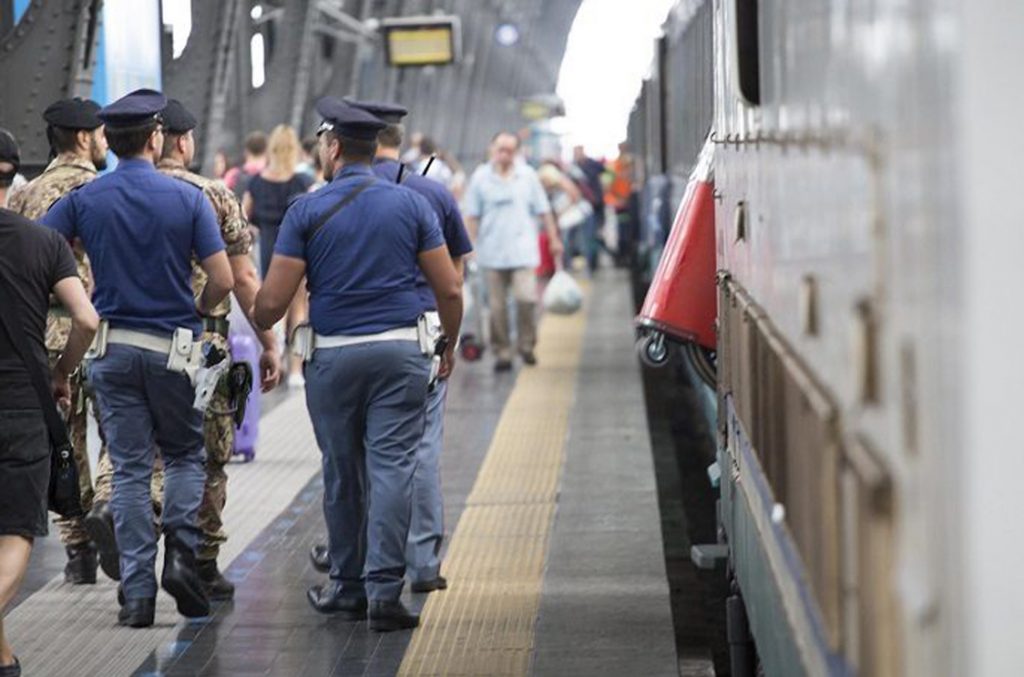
[197,382,235,561]
[92,445,165,514]
[91,334,236,561]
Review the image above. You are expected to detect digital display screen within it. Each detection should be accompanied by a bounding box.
[382,17,460,67]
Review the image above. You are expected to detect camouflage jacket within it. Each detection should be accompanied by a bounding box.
[7,154,98,352]
[8,153,97,285]
[157,159,252,318]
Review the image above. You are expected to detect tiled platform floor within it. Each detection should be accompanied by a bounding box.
[4,270,678,676]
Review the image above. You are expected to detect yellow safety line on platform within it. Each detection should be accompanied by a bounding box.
[398,291,588,676]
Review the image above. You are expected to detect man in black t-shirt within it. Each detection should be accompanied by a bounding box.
[0,131,99,677]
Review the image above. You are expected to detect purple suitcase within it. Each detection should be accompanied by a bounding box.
[230,332,261,462]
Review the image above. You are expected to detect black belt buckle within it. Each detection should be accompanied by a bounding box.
[202,316,230,338]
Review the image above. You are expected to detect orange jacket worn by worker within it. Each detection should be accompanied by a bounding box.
[607,152,634,210]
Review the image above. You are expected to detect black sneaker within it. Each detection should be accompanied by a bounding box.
[494,359,513,372]
[520,351,537,366]
[161,533,210,618]
[410,575,448,593]
[368,600,420,632]
[84,501,120,581]
[63,543,97,585]
[197,559,235,601]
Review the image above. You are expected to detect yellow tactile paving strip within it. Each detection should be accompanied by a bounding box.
[399,296,588,676]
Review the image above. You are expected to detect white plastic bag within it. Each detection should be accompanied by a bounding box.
[543,271,583,315]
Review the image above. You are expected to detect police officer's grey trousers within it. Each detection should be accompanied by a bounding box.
[89,345,207,600]
[406,378,447,582]
[305,340,430,602]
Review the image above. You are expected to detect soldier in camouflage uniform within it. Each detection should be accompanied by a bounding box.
[157,99,281,598]
[7,98,111,584]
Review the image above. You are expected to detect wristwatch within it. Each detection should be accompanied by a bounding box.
[433,335,451,356]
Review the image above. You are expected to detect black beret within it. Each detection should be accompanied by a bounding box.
[315,97,387,140]
[0,128,19,170]
[43,98,103,130]
[342,97,408,124]
[162,98,197,134]
[98,88,167,129]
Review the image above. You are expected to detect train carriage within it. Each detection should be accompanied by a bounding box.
[633,1,1024,675]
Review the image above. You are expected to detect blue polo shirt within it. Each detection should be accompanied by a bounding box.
[372,158,473,311]
[275,164,445,336]
[41,158,224,335]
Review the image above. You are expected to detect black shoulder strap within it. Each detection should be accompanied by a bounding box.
[304,177,375,246]
[0,260,71,450]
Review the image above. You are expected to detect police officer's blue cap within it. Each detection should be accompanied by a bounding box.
[315,97,386,141]
[43,98,102,130]
[98,88,167,129]
[161,98,197,134]
[342,97,408,124]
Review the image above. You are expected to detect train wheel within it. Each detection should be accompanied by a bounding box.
[684,341,717,388]
[638,332,669,368]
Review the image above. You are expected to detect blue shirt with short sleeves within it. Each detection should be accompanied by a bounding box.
[372,158,473,311]
[40,158,224,335]
[274,163,445,336]
[463,161,551,270]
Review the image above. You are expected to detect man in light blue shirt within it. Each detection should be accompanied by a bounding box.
[464,132,562,371]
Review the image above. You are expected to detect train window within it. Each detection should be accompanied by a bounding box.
[735,0,761,105]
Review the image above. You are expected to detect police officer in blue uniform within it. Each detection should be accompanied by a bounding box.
[306,99,471,594]
[41,89,234,628]
[254,98,462,631]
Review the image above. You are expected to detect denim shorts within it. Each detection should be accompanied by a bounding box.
[0,408,50,538]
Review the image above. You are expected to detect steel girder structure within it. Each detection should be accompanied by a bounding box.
[1,0,581,174]
[0,0,104,175]
[163,0,364,174]
[351,0,581,167]
[164,0,580,172]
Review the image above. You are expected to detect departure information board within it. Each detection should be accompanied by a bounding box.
[382,16,461,67]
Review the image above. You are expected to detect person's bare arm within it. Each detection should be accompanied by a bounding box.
[451,255,464,279]
[542,211,563,259]
[51,276,98,406]
[254,255,306,331]
[560,175,582,202]
[418,245,463,378]
[229,254,281,391]
[242,192,259,243]
[197,251,234,315]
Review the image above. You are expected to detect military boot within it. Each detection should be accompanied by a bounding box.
[161,533,210,618]
[64,543,97,585]
[83,501,120,581]
[197,559,235,601]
